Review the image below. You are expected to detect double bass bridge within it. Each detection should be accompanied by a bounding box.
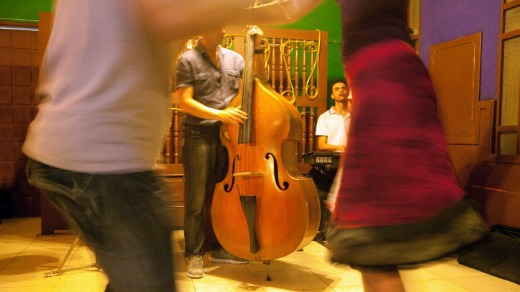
[233,172,264,178]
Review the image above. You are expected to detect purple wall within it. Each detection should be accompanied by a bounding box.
[420,0,501,101]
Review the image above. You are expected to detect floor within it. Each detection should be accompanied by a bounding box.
[0,217,518,292]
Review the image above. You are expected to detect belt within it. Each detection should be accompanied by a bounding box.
[183,123,221,133]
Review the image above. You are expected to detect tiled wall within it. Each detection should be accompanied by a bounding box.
[0,24,41,217]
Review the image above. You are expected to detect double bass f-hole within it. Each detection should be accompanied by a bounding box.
[223,153,289,193]
[265,153,289,190]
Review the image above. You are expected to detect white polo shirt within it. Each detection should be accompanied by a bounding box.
[315,107,351,146]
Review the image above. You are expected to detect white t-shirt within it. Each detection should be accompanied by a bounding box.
[23,0,172,173]
[315,107,351,147]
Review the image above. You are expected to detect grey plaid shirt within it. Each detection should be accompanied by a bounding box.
[176,43,244,126]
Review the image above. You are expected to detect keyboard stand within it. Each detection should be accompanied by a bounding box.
[45,236,100,277]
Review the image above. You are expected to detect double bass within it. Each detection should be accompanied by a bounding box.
[211,26,320,261]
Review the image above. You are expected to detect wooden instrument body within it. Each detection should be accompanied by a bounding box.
[212,77,320,261]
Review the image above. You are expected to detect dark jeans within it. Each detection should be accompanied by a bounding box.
[26,159,175,292]
[308,166,336,240]
[182,124,228,257]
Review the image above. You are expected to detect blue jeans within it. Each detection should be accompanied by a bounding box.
[182,124,228,257]
[26,159,175,292]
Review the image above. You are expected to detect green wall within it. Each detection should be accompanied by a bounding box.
[0,0,53,23]
[275,0,344,83]
[0,0,343,102]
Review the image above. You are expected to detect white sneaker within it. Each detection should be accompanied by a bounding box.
[186,255,204,278]
[208,248,248,264]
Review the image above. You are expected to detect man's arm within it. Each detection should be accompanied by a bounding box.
[317,136,345,152]
[176,86,247,126]
[130,0,323,42]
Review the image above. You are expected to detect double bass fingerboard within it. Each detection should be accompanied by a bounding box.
[238,27,256,145]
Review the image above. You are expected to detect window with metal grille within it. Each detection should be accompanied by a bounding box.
[496,0,520,157]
